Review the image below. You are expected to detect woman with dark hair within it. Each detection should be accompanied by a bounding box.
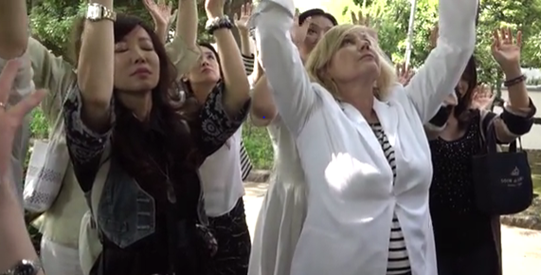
[62,0,250,275]
[247,7,338,275]
[171,3,253,275]
[295,8,337,62]
[426,28,535,275]
[181,40,252,275]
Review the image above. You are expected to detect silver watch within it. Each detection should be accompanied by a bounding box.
[0,259,42,275]
[86,3,117,22]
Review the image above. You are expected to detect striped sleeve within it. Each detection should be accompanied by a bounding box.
[242,54,255,76]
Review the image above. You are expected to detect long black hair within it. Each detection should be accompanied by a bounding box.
[72,14,202,172]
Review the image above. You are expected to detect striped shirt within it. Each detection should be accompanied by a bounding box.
[369,123,411,275]
[242,54,255,76]
[239,54,255,181]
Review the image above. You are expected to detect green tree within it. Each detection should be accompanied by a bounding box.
[28,0,247,60]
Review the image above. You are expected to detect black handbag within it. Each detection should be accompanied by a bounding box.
[471,111,533,215]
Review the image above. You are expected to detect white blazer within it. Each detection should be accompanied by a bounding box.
[251,0,478,275]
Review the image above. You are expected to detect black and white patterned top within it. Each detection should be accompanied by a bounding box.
[63,82,250,275]
[369,122,411,275]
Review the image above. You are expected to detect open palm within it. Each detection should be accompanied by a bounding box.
[234,3,252,32]
[491,27,521,70]
[471,85,495,110]
[290,9,310,48]
[143,0,175,26]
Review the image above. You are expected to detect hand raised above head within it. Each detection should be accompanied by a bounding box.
[205,0,227,17]
[290,9,311,48]
[234,2,253,32]
[143,0,176,26]
[491,27,522,73]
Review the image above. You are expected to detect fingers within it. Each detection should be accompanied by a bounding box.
[8,89,46,120]
[516,30,522,48]
[0,59,21,105]
[301,16,312,29]
[491,29,500,51]
[365,13,371,26]
[350,11,357,24]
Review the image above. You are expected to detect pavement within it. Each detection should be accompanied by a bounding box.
[242,182,541,274]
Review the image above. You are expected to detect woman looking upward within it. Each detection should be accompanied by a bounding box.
[251,0,478,274]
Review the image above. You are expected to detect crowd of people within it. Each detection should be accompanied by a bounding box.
[0,0,536,275]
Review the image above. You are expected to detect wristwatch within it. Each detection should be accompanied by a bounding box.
[0,259,42,275]
[86,3,117,22]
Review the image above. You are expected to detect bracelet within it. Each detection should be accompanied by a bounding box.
[504,74,526,87]
[205,16,233,35]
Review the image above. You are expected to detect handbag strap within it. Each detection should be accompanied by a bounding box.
[479,110,497,144]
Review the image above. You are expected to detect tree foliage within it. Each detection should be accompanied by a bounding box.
[28,0,247,63]
[346,0,541,88]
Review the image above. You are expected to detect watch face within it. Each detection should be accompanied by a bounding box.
[13,260,37,275]
[87,5,101,20]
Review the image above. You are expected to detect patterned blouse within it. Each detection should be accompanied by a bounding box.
[63,83,250,275]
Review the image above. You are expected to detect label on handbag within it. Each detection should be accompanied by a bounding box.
[500,166,524,187]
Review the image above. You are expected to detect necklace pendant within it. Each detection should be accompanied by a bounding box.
[166,183,177,203]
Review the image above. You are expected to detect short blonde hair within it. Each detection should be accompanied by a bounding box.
[305,24,397,101]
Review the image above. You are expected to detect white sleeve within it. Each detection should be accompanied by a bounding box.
[404,0,478,123]
[251,0,318,135]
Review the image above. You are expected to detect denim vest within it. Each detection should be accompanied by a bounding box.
[85,159,156,248]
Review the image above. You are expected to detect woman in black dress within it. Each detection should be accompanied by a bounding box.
[62,0,250,274]
[426,28,535,275]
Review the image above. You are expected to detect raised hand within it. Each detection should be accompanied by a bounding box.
[471,84,496,110]
[0,60,45,179]
[234,3,252,33]
[351,10,370,26]
[396,63,414,86]
[205,0,226,18]
[491,27,522,72]
[143,0,175,27]
[291,9,311,48]
[351,10,378,40]
[429,24,439,49]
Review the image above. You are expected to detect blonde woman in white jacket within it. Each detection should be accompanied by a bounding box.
[250,0,477,274]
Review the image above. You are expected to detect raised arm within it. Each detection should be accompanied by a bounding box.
[28,37,75,123]
[0,61,46,275]
[404,0,478,123]
[165,0,200,77]
[0,0,27,59]
[143,0,174,43]
[0,0,34,198]
[205,0,250,115]
[234,3,255,76]
[485,27,536,143]
[77,0,115,131]
[0,0,32,98]
[251,0,316,134]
